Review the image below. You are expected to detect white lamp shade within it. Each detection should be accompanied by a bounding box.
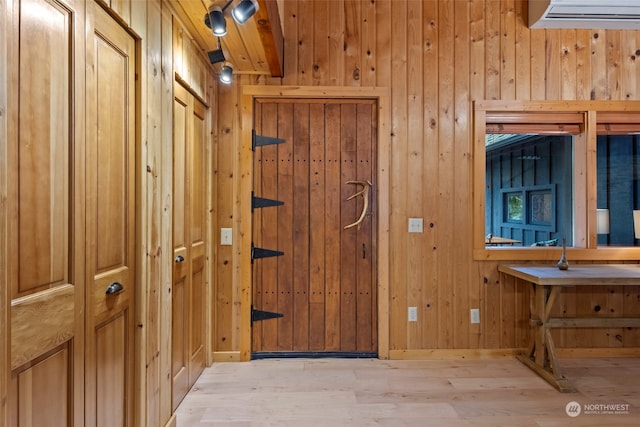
[634,210,640,239]
[596,209,609,235]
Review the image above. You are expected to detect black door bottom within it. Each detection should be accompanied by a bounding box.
[251,351,378,360]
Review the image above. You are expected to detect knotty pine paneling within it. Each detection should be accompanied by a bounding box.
[172,14,214,104]
[0,0,218,424]
[214,79,241,355]
[213,0,640,355]
[0,0,6,420]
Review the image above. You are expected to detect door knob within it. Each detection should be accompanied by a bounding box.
[175,255,185,263]
[105,282,124,295]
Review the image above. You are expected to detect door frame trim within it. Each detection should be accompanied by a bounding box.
[238,86,391,360]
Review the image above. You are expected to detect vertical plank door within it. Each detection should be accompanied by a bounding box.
[85,5,136,426]
[172,83,207,410]
[252,99,378,356]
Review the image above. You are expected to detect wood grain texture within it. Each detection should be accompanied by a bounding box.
[292,103,310,351]
[0,0,6,419]
[14,347,70,427]
[242,85,391,358]
[85,6,137,425]
[308,103,326,350]
[238,78,255,361]
[15,0,70,297]
[3,0,216,425]
[325,103,342,351]
[217,0,640,359]
[215,83,237,354]
[5,0,87,425]
[252,100,377,354]
[10,285,74,370]
[175,357,640,426]
[498,264,640,286]
[172,81,208,409]
[255,0,284,77]
[388,0,408,352]
[5,0,640,424]
[159,4,175,425]
[139,0,176,425]
[168,0,283,77]
[96,314,128,426]
[108,0,131,25]
[171,14,212,106]
[501,264,640,390]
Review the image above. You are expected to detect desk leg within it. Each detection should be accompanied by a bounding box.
[518,284,576,393]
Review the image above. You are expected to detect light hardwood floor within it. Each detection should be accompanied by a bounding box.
[175,357,640,426]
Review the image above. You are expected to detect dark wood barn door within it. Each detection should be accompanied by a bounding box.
[252,99,378,356]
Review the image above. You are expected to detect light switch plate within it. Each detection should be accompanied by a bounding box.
[408,218,423,233]
[220,228,232,245]
[470,308,480,324]
[408,307,418,322]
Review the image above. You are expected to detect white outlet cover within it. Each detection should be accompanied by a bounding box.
[470,308,480,324]
[408,306,418,322]
[408,218,423,233]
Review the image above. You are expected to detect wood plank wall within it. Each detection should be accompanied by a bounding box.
[92,2,217,425]
[1,0,638,425]
[1,0,215,425]
[0,0,7,422]
[213,0,640,357]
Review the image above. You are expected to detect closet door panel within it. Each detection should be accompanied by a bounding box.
[8,0,82,425]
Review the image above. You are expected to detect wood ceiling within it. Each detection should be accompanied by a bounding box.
[168,0,284,77]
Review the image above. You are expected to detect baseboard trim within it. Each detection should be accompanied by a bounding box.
[163,414,176,427]
[252,351,378,360]
[389,349,524,360]
[556,347,640,358]
[389,347,640,360]
[212,351,241,362]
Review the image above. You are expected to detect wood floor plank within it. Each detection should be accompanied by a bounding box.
[176,358,640,426]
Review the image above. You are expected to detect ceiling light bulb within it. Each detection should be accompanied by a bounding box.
[220,63,233,84]
[231,0,259,24]
[205,5,227,36]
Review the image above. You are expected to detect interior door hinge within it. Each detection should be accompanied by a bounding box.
[251,305,284,323]
[251,244,284,263]
[252,129,285,150]
[252,192,284,211]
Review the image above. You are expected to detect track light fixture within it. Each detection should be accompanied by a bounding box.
[231,0,259,24]
[204,0,259,37]
[205,5,227,36]
[204,1,258,85]
[207,38,226,64]
[219,63,233,84]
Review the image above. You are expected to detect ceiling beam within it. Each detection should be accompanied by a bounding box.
[255,0,284,77]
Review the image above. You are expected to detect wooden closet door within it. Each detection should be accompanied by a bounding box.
[172,83,206,410]
[6,0,85,424]
[252,100,378,355]
[85,5,136,426]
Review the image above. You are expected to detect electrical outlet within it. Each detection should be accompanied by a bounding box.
[408,218,423,233]
[408,306,418,322]
[470,308,480,324]
[220,228,233,245]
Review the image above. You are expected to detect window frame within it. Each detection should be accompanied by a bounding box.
[473,100,640,261]
[498,185,556,231]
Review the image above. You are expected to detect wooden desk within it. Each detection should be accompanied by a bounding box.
[498,264,640,392]
[485,236,521,246]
